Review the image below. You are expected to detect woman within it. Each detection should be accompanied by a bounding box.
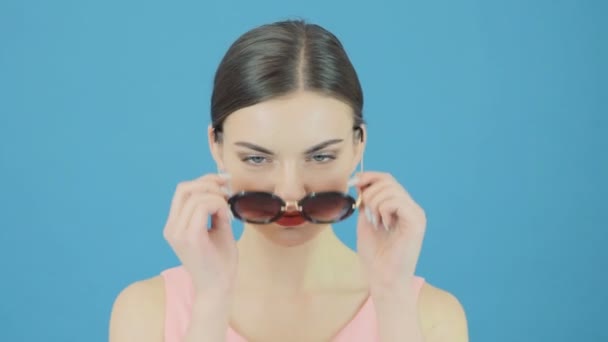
[109,19,468,342]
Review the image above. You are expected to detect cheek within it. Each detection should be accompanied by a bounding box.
[223,155,279,192]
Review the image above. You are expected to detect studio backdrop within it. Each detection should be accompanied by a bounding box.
[0,0,606,341]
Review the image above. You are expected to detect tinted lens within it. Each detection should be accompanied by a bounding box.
[300,192,355,223]
[229,192,283,223]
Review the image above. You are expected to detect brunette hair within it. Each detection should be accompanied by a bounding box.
[211,19,364,141]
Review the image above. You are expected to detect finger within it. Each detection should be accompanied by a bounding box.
[182,201,212,246]
[166,184,223,238]
[355,172,417,207]
[208,205,236,248]
[166,193,211,243]
[381,196,427,236]
[183,195,228,247]
[359,178,394,203]
[167,174,231,227]
[358,176,420,225]
[364,186,400,230]
[359,179,393,222]
[185,194,228,239]
[181,173,231,202]
[352,171,393,189]
[176,193,225,236]
[375,197,401,231]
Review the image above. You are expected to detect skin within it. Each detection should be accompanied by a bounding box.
[109,90,469,341]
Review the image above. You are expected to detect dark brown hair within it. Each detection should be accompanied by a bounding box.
[211,19,364,141]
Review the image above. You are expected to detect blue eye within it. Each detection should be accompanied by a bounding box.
[310,154,335,163]
[242,155,269,165]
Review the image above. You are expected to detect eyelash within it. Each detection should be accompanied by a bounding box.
[242,155,271,165]
[307,153,336,163]
[241,153,336,166]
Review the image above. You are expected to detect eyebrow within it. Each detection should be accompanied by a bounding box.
[304,139,344,154]
[233,139,344,155]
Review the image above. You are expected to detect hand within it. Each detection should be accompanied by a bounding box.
[353,172,427,292]
[163,173,238,295]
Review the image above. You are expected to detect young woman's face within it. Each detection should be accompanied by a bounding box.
[211,91,365,246]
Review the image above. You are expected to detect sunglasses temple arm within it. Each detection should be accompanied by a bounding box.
[354,194,363,209]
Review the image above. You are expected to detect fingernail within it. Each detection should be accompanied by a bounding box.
[221,186,231,196]
[365,207,372,223]
[347,176,359,187]
[227,208,234,223]
[219,172,231,179]
[366,208,378,229]
[383,222,390,231]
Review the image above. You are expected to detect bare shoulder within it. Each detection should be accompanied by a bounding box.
[109,275,165,342]
[418,281,469,342]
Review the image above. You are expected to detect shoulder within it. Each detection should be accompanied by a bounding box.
[109,275,166,342]
[418,281,469,342]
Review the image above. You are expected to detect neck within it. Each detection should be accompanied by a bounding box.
[234,225,365,297]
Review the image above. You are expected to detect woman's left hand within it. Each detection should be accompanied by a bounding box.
[352,171,427,292]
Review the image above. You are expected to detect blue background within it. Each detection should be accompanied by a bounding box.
[1,0,606,341]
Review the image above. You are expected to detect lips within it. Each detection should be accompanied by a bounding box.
[275,213,306,227]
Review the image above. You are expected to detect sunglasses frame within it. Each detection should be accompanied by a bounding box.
[227,191,362,224]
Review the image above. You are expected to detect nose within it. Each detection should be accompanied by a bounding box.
[273,160,306,206]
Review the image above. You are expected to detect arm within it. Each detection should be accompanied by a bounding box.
[181,290,231,342]
[372,280,425,342]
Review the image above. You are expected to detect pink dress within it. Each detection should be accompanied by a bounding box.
[161,266,425,342]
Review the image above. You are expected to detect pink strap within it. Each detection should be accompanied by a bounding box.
[332,276,426,342]
[161,267,196,342]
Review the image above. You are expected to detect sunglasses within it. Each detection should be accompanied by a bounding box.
[227,191,362,224]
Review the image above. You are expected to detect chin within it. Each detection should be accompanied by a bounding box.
[254,222,326,247]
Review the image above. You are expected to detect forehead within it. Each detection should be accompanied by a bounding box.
[222,91,354,145]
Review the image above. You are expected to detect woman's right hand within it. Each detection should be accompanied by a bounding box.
[163,173,238,295]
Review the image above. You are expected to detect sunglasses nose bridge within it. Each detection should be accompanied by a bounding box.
[282,200,302,212]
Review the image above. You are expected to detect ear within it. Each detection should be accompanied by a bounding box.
[352,124,367,174]
[207,124,225,171]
